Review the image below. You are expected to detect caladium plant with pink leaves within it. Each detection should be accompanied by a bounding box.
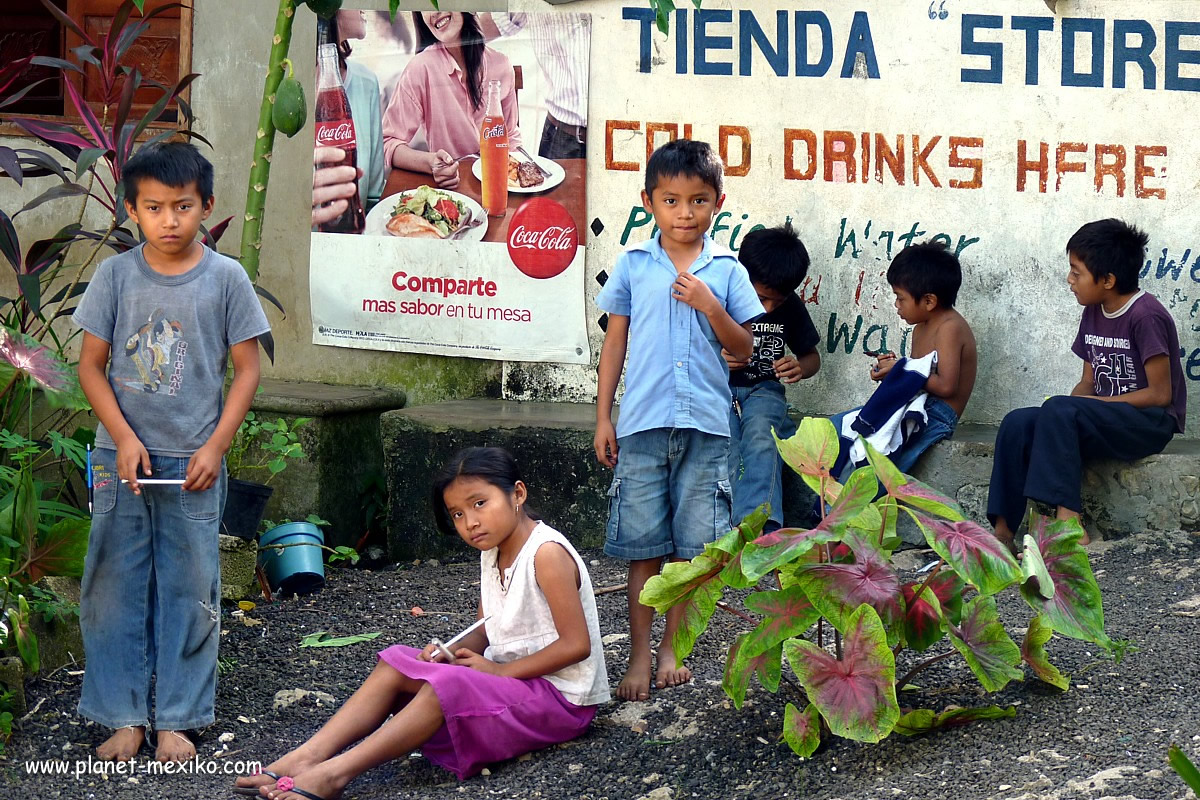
[641,416,1121,758]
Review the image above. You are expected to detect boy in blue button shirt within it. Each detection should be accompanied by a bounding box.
[594,140,762,701]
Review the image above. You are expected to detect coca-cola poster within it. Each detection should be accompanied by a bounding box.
[307,10,592,364]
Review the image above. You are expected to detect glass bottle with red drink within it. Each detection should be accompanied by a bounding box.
[313,42,366,234]
[479,79,509,217]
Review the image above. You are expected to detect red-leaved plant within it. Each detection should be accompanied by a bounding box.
[642,416,1124,757]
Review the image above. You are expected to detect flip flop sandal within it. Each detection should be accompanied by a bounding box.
[269,776,329,800]
[231,769,282,796]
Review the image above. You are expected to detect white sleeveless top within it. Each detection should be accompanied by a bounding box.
[480,522,610,706]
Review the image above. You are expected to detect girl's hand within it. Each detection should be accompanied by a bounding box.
[417,643,440,663]
[429,149,460,189]
[452,648,505,675]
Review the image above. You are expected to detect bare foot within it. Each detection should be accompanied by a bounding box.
[655,643,691,689]
[266,761,350,800]
[233,747,323,795]
[96,726,144,760]
[615,649,652,701]
[155,730,195,764]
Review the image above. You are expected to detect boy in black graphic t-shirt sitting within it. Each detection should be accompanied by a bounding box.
[723,222,821,532]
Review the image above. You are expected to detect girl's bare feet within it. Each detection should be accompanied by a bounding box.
[266,761,351,800]
[233,746,323,795]
[96,726,144,760]
[654,643,691,689]
[615,648,652,701]
[155,729,195,763]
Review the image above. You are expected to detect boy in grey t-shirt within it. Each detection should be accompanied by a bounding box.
[72,143,269,763]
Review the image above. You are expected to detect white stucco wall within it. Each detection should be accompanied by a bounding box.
[503,0,1200,434]
[2,0,1196,429]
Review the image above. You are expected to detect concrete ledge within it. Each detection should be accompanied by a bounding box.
[247,378,406,548]
[381,402,1200,559]
[911,424,1200,538]
[220,534,258,600]
[382,401,609,560]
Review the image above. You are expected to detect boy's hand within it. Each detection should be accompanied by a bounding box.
[721,347,749,370]
[869,352,897,381]
[774,355,805,384]
[116,435,151,495]
[671,272,718,315]
[184,442,223,492]
[594,420,618,468]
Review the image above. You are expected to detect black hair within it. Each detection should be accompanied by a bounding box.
[1065,218,1148,294]
[430,447,539,536]
[317,15,353,67]
[122,141,214,206]
[886,240,962,309]
[413,12,486,111]
[738,221,810,294]
[644,138,724,198]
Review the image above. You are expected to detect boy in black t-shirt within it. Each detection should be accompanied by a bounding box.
[723,222,821,532]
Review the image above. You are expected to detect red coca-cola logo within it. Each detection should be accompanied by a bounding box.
[506,198,578,279]
[315,120,356,146]
[482,124,507,141]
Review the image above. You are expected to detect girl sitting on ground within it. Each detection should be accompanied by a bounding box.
[233,446,609,799]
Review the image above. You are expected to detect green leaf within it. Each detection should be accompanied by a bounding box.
[268,458,287,475]
[1021,614,1069,690]
[722,632,782,709]
[640,554,722,614]
[782,702,821,757]
[947,596,1024,692]
[26,517,90,580]
[1168,745,1200,793]
[912,512,1022,596]
[775,417,840,497]
[299,630,382,648]
[1020,534,1055,600]
[741,585,821,658]
[792,531,906,646]
[785,604,899,743]
[893,705,1016,735]
[7,601,39,673]
[669,574,722,665]
[741,466,878,580]
[1018,513,1111,649]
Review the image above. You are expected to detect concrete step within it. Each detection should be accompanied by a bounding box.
[244,378,406,549]
[381,402,1200,559]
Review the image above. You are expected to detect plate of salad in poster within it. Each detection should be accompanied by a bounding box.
[365,185,486,242]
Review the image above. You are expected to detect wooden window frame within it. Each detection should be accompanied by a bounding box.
[0,0,194,140]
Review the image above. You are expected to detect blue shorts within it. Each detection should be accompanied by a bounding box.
[603,428,733,561]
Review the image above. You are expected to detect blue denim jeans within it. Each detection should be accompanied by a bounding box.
[78,449,226,731]
[729,381,797,532]
[830,396,959,481]
[604,428,732,560]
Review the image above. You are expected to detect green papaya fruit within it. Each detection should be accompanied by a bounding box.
[273,61,307,138]
[303,0,343,20]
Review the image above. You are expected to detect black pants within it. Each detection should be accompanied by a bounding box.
[538,117,586,160]
[987,396,1176,527]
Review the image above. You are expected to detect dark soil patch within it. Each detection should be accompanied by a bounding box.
[2,532,1198,799]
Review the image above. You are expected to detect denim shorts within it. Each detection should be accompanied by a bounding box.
[604,427,732,560]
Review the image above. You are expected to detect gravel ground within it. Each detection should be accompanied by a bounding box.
[2,530,1199,800]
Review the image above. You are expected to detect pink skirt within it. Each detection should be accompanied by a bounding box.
[377,645,598,780]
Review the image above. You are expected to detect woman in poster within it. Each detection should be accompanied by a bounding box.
[312,9,387,225]
[382,11,522,191]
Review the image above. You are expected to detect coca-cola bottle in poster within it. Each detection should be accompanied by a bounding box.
[314,42,366,234]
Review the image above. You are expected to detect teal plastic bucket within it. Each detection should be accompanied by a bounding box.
[259,522,325,595]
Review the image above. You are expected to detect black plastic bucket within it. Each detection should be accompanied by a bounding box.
[221,478,274,540]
